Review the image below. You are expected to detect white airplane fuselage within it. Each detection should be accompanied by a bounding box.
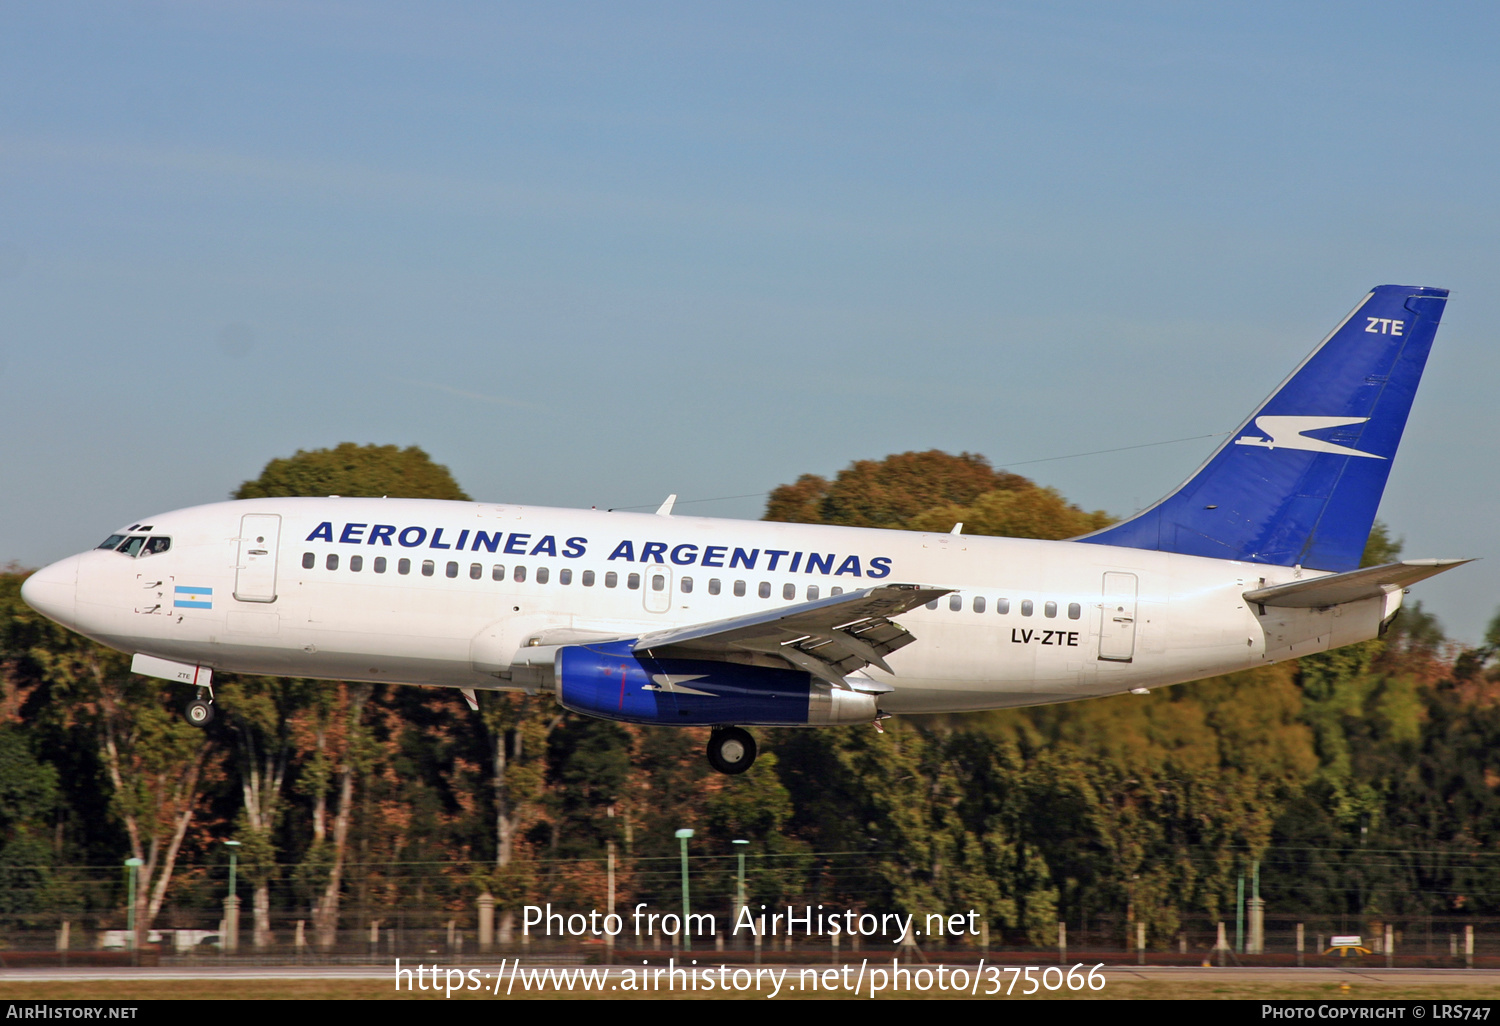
[25,495,1388,714]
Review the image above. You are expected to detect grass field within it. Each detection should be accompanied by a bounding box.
[4,977,1500,1000]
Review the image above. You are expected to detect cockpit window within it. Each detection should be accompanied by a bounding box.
[140,537,171,556]
[98,534,127,550]
[116,536,147,557]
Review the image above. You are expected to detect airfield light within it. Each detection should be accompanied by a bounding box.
[225,840,242,899]
[732,839,749,930]
[675,829,694,952]
[124,858,143,957]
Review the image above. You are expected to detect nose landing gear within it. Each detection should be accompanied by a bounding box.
[707,726,757,775]
[185,686,215,727]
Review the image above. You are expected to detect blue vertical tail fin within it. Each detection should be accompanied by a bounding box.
[1077,285,1449,572]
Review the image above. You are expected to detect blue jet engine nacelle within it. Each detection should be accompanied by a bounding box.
[555,640,876,726]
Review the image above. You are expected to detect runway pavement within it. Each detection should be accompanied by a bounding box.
[5,964,1500,985]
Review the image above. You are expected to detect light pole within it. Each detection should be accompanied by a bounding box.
[226,840,241,899]
[732,839,749,944]
[124,857,143,958]
[675,828,694,952]
[224,840,242,954]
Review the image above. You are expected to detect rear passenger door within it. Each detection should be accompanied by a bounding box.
[1098,572,1137,662]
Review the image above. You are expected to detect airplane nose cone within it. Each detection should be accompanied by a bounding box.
[20,555,81,631]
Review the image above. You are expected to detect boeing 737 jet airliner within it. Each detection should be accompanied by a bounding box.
[22,285,1467,773]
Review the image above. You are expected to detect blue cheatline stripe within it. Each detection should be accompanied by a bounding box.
[173,600,212,609]
[174,586,212,595]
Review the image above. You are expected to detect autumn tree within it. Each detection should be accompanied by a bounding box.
[20,613,218,942]
[227,442,473,946]
[765,449,1110,539]
[764,450,1031,529]
[908,486,1112,540]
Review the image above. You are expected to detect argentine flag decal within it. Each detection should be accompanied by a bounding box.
[173,586,213,610]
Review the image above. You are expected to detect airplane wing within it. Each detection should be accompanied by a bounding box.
[1242,558,1473,609]
[632,583,950,687]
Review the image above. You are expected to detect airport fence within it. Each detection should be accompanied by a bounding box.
[2,852,1499,966]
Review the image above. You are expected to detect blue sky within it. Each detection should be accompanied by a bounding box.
[5,1,1499,640]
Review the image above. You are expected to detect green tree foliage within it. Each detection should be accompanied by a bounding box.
[233,443,470,501]
[1362,521,1402,568]
[0,726,61,916]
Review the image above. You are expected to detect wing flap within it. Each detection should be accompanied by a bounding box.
[633,583,948,683]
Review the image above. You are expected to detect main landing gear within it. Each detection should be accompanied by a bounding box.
[185,686,215,727]
[707,726,757,775]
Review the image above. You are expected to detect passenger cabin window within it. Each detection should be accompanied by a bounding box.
[708,579,721,595]
[996,598,1010,614]
[421,560,435,577]
[98,534,127,550]
[1044,601,1057,618]
[926,599,938,610]
[559,569,572,585]
[536,567,549,584]
[627,573,641,590]
[605,572,618,588]
[302,552,315,569]
[1021,600,1033,617]
[734,580,746,597]
[350,555,363,572]
[949,595,962,612]
[807,585,818,601]
[446,562,458,578]
[758,582,771,599]
[681,577,693,594]
[470,563,482,580]
[1068,602,1081,619]
[651,573,665,592]
[327,554,339,571]
[973,596,985,613]
[831,587,843,596]
[492,565,504,581]
[398,558,411,575]
[582,570,596,587]
[782,583,795,600]
[374,557,387,573]
[514,566,527,583]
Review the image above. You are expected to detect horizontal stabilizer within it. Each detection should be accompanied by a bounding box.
[1242,559,1473,609]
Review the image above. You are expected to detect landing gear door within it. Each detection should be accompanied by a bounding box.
[234,514,282,603]
[1098,572,1138,662]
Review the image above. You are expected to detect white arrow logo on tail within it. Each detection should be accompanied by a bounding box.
[1233,416,1385,459]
